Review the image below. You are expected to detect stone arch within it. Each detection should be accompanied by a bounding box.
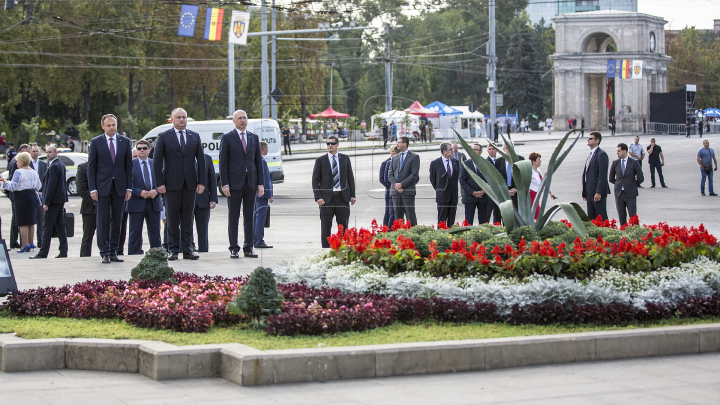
[579,30,619,53]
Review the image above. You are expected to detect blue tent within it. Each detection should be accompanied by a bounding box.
[424,101,462,116]
[703,108,720,117]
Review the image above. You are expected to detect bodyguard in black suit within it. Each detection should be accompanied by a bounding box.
[485,144,503,223]
[87,114,133,264]
[498,142,525,208]
[429,142,460,226]
[582,131,611,221]
[379,147,396,227]
[29,145,48,248]
[219,109,263,258]
[609,143,644,226]
[153,108,206,260]
[312,135,356,248]
[76,161,96,257]
[460,144,491,225]
[126,140,162,255]
[194,153,217,253]
[31,146,68,259]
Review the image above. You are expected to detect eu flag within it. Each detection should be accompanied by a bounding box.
[606,59,616,79]
[178,4,199,37]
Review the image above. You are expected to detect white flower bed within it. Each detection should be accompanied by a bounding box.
[274,254,720,315]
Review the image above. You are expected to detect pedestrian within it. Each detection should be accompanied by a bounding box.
[610,116,616,136]
[420,120,427,143]
[253,141,274,249]
[429,142,459,226]
[452,144,466,162]
[67,137,75,152]
[388,136,420,226]
[55,134,62,147]
[686,119,691,138]
[698,119,703,138]
[572,116,577,130]
[0,132,5,148]
[281,126,292,155]
[0,151,41,253]
[506,120,511,138]
[520,119,526,135]
[360,120,367,134]
[31,146,68,259]
[5,143,30,249]
[75,161,96,257]
[628,135,645,175]
[391,122,397,142]
[460,144,490,225]
[528,152,557,219]
[427,121,434,141]
[697,139,718,196]
[311,135,356,248]
[545,117,553,135]
[219,109,263,259]
[494,121,499,140]
[5,142,17,171]
[642,116,647,134]
[567,117,573,130]
[147,139,154,159]
[411,120,419,142]
[609,143,644,226]
[582,131,610,221]
[28,145,48,247]
[646,138,667,188]
[486,143,502,223]
[193,153,217,253]
[382,122,389,149]
[87,114,133,264]
[379,146,396,227]
[126,140,162,255]
[581,116,585,137]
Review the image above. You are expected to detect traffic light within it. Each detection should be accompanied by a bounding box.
[4,0,14,10]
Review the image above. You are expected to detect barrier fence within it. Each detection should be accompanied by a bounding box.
[648,122,720,135]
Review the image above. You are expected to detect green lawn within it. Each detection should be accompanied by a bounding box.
[1,311,718,351]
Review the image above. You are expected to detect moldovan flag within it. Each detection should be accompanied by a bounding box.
[229,11,250,45]
[204,7,225,41]
[621,60,631,79]
[632,60,643,79]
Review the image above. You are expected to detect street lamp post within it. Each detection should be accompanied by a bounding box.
[330,62,335,109]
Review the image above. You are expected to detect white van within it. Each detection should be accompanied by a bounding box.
[142,119,284,186]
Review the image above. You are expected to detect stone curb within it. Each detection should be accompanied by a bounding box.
[1,324,718,386]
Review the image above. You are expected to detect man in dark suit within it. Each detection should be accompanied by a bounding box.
[5,143,30,248]
[609,143,644,226]
[126,140,162,255]
[312,135,356,248]
[194,153,217,252]
[87,114,133,264]
[31,146,68,259]
[388,136,420,226]
[253,141,274,249]
[452,144,467,162]
[29,145,48,248]
[76,161,96,257]
[485,143,503,223]
[379,146,396,227]
[429,142,460,226]
[499,141,525,209]
[219,109,263,258]
[582,131,611,221]
[154,108,206,260]
[460,144,491,225]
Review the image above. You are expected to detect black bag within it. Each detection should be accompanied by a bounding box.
[703,161,713,174]
[51,209,75,238]
[264,206,271,228]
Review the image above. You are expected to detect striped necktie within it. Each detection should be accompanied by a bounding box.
[332,155,340,190]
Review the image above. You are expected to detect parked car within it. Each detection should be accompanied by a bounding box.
[1,152,87,196]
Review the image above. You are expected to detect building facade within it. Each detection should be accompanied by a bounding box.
[527,0,638,26]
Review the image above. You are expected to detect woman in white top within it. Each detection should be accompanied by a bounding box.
[528,152,556,220]
[1,151,42,252]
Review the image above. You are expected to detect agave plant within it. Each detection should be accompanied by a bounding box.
[453,128,590,238]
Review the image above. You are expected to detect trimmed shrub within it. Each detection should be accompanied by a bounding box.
[130,248,175,284]
[226,267,283,329]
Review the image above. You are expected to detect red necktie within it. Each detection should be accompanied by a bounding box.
[109,137,115,163]
[446,159,451,176]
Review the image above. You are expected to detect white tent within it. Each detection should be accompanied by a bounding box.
[453,106,486,139]
[426,106,486,140]
[370,110,419,138]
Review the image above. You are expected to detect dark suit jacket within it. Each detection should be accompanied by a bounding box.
[312,153,355,203]
[218,129,263,191]
[582,147,611,199]
[153,128,205,191]
[42,158,68,205]
[609,158,644,198]
[495,155,525,189]
[76,162,95,215]
[460,160,489,204]
[87,134,133,197]
[195,154,218,208]
[379,158,392,198]
[388,150,420,196]
[127,158,162,213]
[31,159,48,186]
[452,152,467,162]
[257,158,273,200]
[429,157,459,203]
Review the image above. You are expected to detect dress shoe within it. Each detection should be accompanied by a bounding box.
[102,256,111,264]
[254,243,273,249]
[109,254,124,262]
[183,252,200,260]
[116,251,124,256]
[168,253,178,260]
[702,192,707,196]
[662,185,668,188]
[650,185,655,188]
[244,250,258,258]
[30,253,47,259]
[230,250,240,259]
[56,252,67,258]
[711,193,718,196]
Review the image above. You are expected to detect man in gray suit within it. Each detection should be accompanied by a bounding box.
[388,136,420,226]
[609,143,644,226]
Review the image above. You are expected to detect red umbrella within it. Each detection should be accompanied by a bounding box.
[404,101,440,118]
[309,107,351,119]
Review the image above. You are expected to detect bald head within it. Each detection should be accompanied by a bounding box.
[171,108,187,131]
[233,109,248,131]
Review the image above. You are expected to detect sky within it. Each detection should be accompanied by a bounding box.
[638,0,717,30]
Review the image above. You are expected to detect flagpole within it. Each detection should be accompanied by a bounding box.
[228,41,235,116]
[260,0,269,119]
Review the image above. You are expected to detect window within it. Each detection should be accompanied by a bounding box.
[212,133,224,140]
[58,156,74,166]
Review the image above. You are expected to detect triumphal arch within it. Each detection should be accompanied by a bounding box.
[550,10,671,132]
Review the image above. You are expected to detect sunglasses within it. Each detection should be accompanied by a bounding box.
[326,142,337,146]
[137,147,149,150]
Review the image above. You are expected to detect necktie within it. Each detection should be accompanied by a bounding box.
[446,159,451,176]
[241,131,247,152]
[399,152,405,172]
[142,161,152,191]
[332,155,340,190]
[109,137,115,163]
[179,130,186,152]
[622,159,626,175]
[506,162,512,186]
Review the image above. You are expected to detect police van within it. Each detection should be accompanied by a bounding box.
[142,119,284,188]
